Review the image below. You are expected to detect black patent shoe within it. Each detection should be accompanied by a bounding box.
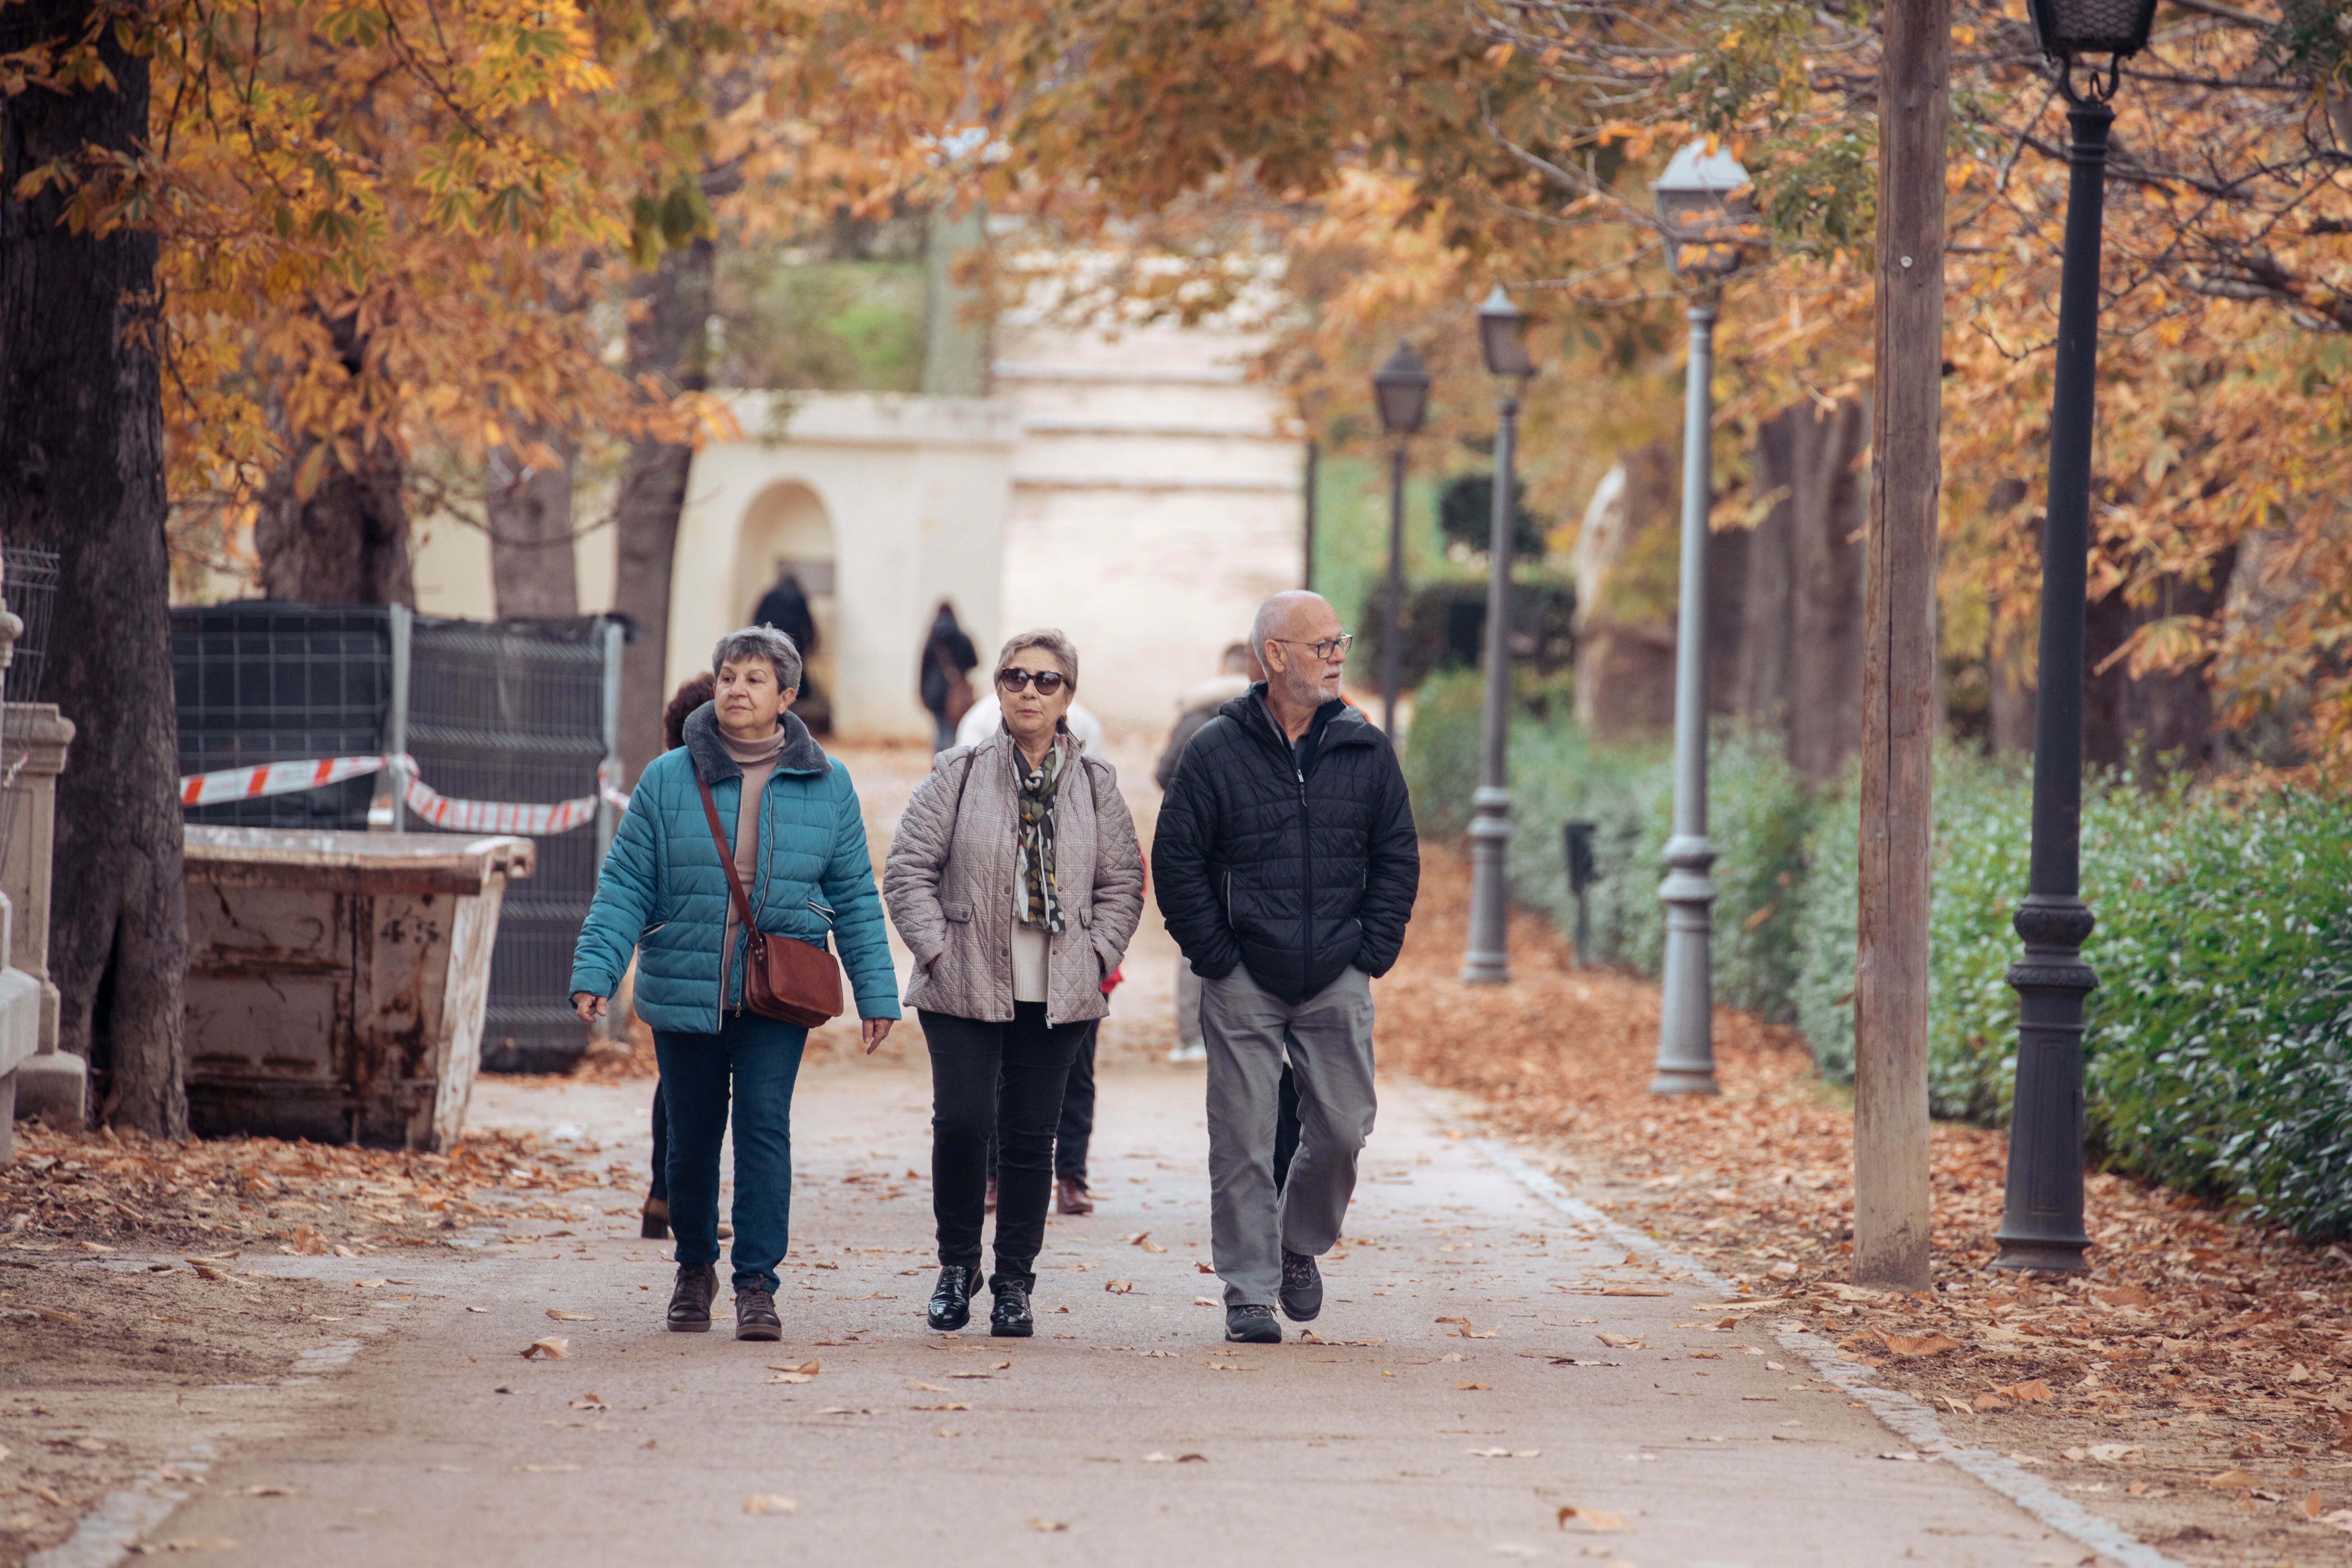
[990,1277,1035,1338]
[666,1262,717,1332]
[928,1265,980,1332]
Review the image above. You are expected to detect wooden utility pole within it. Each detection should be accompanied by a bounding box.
[1853,0,1949,1291]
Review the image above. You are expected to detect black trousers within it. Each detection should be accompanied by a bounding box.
[921,1004,1086,1290]
[985,1020,1101,1183]
[649,1078,668,1203]
[1054,1023,1098,1181]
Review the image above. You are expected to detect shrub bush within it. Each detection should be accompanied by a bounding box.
[1404,694,1813,1019]
[1408,700,2352,1238]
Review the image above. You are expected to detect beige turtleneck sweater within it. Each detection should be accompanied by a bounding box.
[718,723,787,1010]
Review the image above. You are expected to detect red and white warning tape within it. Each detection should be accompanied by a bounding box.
[179,754,401,808]
[177,754,631,834]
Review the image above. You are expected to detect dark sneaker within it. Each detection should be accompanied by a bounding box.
[1225,1304,1281,1344]
[928,1265,981,1332]
[1279,1249,1323,1322]
[665,1262,717,1332]
[734,1287,782,1342]
[990,1278,1035,1338]
[1055,1178,1094,1216]
[640,1198,670,1240]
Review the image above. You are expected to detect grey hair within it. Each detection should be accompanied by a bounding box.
[713,625,803,692]
[996,627,1079,692]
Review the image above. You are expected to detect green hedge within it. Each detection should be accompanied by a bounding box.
[1407,697,2352,1239]
[1402,674,1814,1020]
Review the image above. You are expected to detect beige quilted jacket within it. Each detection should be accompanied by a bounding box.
[883,730,1145,1026]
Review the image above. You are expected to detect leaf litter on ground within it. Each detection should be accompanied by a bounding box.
[1378,849,2352,1562]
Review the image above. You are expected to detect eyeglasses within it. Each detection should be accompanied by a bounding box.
[996,668,1068,695]
[1275,634,1355,661]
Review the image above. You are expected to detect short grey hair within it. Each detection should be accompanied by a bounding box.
[713,625,803,692]
[995,627,1078,692]
[1250,590,1326,666]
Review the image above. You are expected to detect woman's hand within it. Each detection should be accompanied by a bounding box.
[861,1018,895,1055]
[571,991,607,1024]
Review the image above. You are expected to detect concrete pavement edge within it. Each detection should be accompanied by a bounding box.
[1392,1075,2188,1568]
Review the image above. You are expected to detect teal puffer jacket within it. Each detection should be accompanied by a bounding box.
[568,703,901,1032]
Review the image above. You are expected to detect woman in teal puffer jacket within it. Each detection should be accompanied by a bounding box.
[569,626,900,1342]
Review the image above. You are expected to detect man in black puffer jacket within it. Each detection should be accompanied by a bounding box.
[1153,590,1420,1345]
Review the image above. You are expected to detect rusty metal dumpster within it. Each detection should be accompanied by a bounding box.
[182,826,535,1150]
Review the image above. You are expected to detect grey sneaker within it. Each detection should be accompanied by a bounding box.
[1225,1304,1281,1344]
[1279,1249,1323,1322]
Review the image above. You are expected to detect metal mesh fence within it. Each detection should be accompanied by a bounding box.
[171,604,620,1075]
[405,616,613,1073]
[4,546,59,705]
[172,604,393,830]
[0,546,63,886]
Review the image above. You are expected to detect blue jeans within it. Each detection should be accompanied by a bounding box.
[653,1012,807,1293]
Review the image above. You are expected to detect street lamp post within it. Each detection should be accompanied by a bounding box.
[1372,343,1433,738]
[1994,0,2159,1276]
[1460,285,1534,986]
[1649,140,1762,1095]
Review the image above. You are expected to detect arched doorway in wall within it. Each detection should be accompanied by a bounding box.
[736,480,839,734]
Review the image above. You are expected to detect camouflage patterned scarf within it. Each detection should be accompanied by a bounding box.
[1012,741,1067,934]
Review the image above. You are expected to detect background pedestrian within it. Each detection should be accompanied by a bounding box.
[919,601,979,751]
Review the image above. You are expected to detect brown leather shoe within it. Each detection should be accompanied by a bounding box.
[1055,1178,1093,1216]
[640,1197,670,1240]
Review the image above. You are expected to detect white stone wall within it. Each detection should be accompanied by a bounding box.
[993,316,1306,735]
[665,394,1020,744]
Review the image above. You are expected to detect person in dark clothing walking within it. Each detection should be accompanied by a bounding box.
[918,602,979,751]
[752,570,828,733]
[753,571,819,658]
[1152,590,1420,1346]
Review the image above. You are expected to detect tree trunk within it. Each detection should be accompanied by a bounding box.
[488,429,580,619]
[1853,0,1948,1294]
[0,0,189,1137]
[2082,545,2236,782]
[1570,439,1680,740]
[254,312,415,605]
[1716,397,1870,780]
[615,238,713,783]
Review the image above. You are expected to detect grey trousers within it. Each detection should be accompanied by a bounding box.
[1174,961,1204,1050]
[1201,964,1376,1307]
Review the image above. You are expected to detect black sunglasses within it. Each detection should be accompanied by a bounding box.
[997,668,1068,695]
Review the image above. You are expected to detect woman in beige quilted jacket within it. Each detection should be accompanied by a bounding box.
[883,628,1145,1338]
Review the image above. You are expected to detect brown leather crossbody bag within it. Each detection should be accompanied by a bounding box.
[693,768,844,1028]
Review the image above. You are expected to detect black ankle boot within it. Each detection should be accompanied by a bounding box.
[666,1262,717,1332]
[990,1277,1034,1338]
[928,1265,980,1332]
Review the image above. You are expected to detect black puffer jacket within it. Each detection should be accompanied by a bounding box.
[1152,688,1420,1004]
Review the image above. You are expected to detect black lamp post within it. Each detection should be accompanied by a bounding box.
[1648,139,1762,1094]
[1994,0,2160,1275]
[1372,343,1432,737]
[1461,285,1534,986]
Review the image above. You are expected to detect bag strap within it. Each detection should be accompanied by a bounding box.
[693,768,759,935]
